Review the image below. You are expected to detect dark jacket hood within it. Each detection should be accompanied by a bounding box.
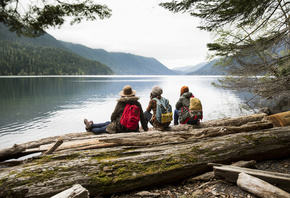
[182,92,193,98]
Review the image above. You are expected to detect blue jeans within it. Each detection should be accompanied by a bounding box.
[91,121,111,134]
[144,111,153,126]
[174,109,179,125]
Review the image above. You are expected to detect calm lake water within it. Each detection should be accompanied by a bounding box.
[0,75,258,149]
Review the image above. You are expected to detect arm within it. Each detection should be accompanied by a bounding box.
[175,97,183,110]
[138,102,148,131]
[146,99,154,113]
[110,101,123,121]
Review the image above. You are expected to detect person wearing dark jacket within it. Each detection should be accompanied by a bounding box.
[174,86,200,125]
[84,85,148,134]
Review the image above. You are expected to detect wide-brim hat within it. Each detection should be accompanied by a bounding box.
[119,85,136,96]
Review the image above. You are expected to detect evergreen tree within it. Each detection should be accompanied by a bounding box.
[0,0,111,37]
[160,0,290,99]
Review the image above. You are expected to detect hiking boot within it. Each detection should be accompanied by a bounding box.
[84,119,92,131]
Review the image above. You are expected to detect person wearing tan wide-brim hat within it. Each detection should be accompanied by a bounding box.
[119,85,136,97]
[106,85,148,133]
[84,85,148,134]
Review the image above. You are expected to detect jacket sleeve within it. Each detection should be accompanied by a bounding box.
[146,99,153,112]
[175,97,183,110]
[110,101,123,121]
[138,102,148,131]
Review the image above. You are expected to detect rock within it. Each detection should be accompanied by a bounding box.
[135,191,160,197]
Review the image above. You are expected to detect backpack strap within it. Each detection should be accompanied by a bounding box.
[153,97,169,111]
[180,106,190,124]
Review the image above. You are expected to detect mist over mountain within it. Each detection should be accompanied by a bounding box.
[60,41,177,75]
[172,62,208,74]
[186,60,227,75]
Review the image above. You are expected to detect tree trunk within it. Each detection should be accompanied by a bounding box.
[0,126,290,197]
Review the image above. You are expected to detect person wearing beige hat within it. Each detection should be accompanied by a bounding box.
[106,85,148,133]
[84,85,148,134]
[144,85,172,130]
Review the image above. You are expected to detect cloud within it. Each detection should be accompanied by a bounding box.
[46,0,212,68]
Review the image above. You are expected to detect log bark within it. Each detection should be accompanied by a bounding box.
[237,172,290,198]
[213,165,290,192]
[0,126,289,197]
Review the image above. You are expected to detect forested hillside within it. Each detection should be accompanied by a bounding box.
[0,40,114,75]
[60,41,177,75]
[0,23,114,75]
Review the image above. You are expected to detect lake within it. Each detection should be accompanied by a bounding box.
[0,75,258,149]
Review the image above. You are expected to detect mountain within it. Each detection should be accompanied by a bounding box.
[0,23,114,75]
[0,23,67,50]
[187,59,227,75]
[60,41,177,75]
[172,62,208,74]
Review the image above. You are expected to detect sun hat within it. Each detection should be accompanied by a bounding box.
[180,86,189,96]
[151,85,163,97]
[119,85,136,96]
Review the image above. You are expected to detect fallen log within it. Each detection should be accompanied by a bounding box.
[187,160,256,182]
[43,138,63,155]
[23,138,118,154]
[0,132,97,162]
[0,126,290,197]
[198,113,267,127]
[267,111,290,127]
[0,115,272,162]
[213,165,290,192]
[237,172,290,198]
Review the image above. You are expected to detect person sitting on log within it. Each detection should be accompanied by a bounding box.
[174,86,203,125]
[84,85,148,134]
[144,85,172,131]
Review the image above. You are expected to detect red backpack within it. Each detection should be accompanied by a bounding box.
[120,104,140,130]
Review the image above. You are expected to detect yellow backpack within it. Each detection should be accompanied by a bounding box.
[189,97,203,120]
[189,97,202,110]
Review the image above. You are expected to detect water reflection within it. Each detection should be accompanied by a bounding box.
[0,75,257,149]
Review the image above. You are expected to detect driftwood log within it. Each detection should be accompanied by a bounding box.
[237,172,290,198]
[51,184,89,198]
[187,160,257,182]
[213,165,290,193]
[0,113,290,197]
[0,113,270,162]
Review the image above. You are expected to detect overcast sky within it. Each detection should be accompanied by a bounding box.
[46,0,212,69]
